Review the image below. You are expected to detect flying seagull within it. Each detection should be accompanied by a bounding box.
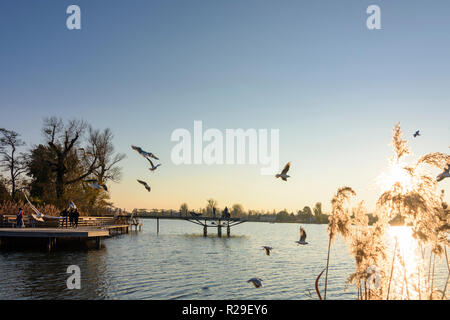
[262,246,273,256]
[131,145,159,160]
[275,162,291,181]
[137,179,151,192]
[247,278,263,288]
[296,227,308,245]
[85,179,108,191]
[413,130,421,138]
[147,157,162,172]
[437,164,450,182]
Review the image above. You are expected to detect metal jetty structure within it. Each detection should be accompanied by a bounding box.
[115,211,247,237]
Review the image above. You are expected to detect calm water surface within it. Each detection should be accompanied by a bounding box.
[0,220,447,300]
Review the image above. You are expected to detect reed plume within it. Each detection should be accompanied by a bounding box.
[328,122,449,300]
[323,186,356,299]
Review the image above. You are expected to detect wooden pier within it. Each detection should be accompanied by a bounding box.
[0,215,131,251]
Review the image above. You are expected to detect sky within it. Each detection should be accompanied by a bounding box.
[0,0,449,213]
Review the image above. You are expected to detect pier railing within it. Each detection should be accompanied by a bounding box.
[0,215,118,229]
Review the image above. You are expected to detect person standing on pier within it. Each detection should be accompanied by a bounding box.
[73,207,80,228]
[68,207,74,227]
[60,208,68,228]
[16,208,24,228]
[222,206,229,219]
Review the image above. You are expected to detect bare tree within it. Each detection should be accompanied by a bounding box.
[0,128,27,201]
[231,203,245,217]
[180,203,189,216]
[206,198,218,216]
[87,127,126,183]
[42,117,99,204]
[83,127,126,208]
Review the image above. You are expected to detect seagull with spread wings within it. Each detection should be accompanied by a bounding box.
[437,164,450,182]
[247,278,263,288]
[131,145,159,160]
[296,226,309,245]
[85,179,108,191]
[147,157,162,172]
[262,246,273,256]
[137,179,151,192]
[275,162,291,181]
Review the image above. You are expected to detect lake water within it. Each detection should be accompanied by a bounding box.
[0,220,447,300]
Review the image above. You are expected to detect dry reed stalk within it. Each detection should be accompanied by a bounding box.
[358,283,361,300]
[430,253,436,300]
[427,251,433,297]
[400,280,405,300]
[314,268,326,300]
[364,280,367,300]
[386,238,398,300]
[324,235,332,300]
[403,264,410,300]
[418,265,422,300]
[442,247,449,300]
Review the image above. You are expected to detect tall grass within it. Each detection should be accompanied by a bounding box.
[322,123,449,300]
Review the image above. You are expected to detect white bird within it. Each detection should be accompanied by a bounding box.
[247,278,263,288]
[131,145,159,160]
[437,164,450,182]
[85,179,108,191]
[137,179,151,192]
[262,246,273,256]
[275,162,291,181]
[147,157,162,172]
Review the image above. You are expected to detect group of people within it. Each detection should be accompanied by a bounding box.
[60,202,80,228]
[212,206,231,219]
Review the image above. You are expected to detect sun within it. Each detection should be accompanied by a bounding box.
[376,161,415,194]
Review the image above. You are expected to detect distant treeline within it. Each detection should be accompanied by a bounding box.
[133,200,379,225]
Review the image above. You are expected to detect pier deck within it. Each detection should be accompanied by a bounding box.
[0,224,130,251]
[0,227,110,238]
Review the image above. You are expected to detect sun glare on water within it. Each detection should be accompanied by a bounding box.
[387,226,426,300]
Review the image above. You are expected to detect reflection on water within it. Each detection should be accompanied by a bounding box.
[386,226,448,300]
[0,221,447,300]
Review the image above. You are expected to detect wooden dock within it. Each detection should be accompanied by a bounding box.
[0,215,131,251]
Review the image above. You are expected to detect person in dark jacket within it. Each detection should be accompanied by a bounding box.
[222,206,230,219]
[16,208,24,228]
[73,208,80,228]
[60,208,68,228]
[68,208,74,228]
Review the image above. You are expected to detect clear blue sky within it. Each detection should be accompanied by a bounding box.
[1,0,449,212]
